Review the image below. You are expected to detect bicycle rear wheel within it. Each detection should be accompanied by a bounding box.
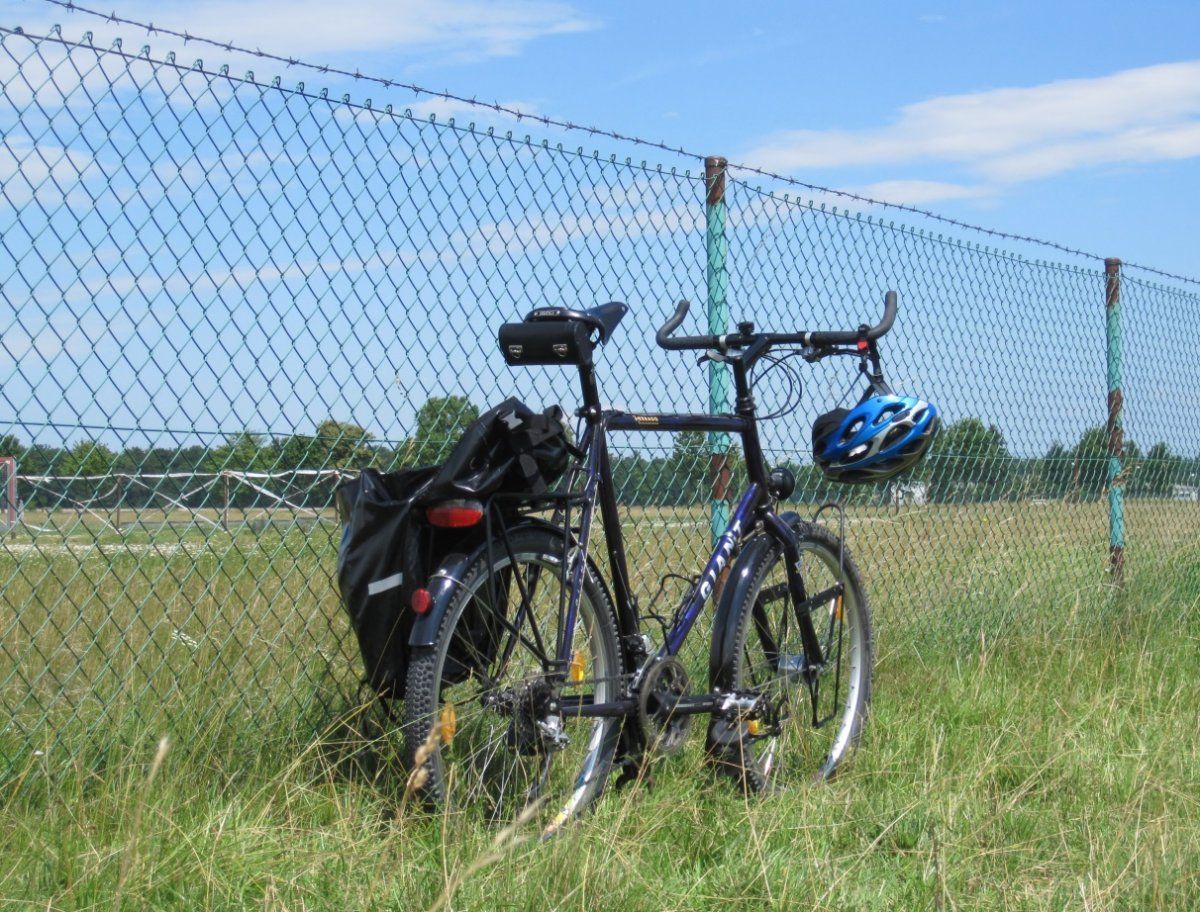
[708,519,872,790]
[403,526,622,833]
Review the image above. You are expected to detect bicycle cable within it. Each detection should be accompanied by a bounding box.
[750,349,807,421]
[643,572,700,644]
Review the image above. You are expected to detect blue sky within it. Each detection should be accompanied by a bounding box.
[10,0,1199,277]
[2,0,1199,463]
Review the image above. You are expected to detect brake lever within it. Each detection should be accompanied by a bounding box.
[803,344,869,363]
[697,349,733,366]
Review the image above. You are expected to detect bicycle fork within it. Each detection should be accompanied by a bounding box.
[761,511,830,677]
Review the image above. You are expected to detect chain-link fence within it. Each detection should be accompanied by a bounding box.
[2,23,1199,776]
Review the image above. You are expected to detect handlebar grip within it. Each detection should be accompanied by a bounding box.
[657,290,899,351]
[805,290,899,345]
[656,299,721,350]
[655,299,690,346]
[869,290,897,340]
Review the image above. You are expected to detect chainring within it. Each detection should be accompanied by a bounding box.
[637,656,693,756]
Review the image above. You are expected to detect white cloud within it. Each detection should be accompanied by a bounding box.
[0,137,94,206]
[977,121,1200,183]
[10,0,596,64]
[849,179,989,205]
[742,60,1200,189]
[186,0,594,60]
[461,204,702,258]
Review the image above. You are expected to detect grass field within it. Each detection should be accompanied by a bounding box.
[1,501,1198,909]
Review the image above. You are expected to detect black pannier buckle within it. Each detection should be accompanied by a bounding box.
[499,320,593,367]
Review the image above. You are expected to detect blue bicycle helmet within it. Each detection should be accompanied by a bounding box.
[813,394,940,484]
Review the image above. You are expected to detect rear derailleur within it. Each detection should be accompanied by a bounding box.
[481,678,570,756]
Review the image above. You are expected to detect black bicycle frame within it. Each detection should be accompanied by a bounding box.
[551,355,827,706]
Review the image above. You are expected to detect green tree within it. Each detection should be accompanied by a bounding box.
[59,439,118,478]
[57,439,120,508]
[1035,442,1074,499]
[271,434,318,472]
[665,430,709,507]
[1072,427,1110,501]
[206,432,272,509]
[0,433,22,458]
[611,453,648,506]
[207,432,271,473]
[311,420,376,469]
[1134,441,1184,498]
[926,418,1013,502]
[18,444,60,479]
[407,396,480,467]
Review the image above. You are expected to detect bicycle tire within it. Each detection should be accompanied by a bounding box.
[403,526,622,832]
[707,519,873,791]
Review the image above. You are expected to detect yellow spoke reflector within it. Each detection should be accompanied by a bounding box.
[834,594,844,622]
[747,719,763,737]
[569,649,586,683]
[439,703,457,745]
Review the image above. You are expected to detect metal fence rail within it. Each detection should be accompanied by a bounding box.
[2,23,1199,775]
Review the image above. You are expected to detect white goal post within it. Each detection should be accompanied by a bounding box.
[0,456,15,533]
[12,467,349,534]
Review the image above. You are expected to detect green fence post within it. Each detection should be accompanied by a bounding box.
[705,155,731,547]
[1105,257,1125,587]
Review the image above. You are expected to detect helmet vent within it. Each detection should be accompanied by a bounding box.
[874,405,900,426]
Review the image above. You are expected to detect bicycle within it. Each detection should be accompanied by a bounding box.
[402,292,911,832]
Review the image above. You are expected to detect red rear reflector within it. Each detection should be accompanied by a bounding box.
[856,339,869,351]
[411,588,432,614]
[426,500,484,528]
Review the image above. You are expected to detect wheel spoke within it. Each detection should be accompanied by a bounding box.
[490,564,550,680]
[406,531,620,830]
[720,527,871,790]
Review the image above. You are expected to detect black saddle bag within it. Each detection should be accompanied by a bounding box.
[498,321,593,367]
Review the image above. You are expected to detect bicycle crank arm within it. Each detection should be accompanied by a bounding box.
[556,696,638,718]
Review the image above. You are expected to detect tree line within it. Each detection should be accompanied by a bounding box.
[3,398,1198,511]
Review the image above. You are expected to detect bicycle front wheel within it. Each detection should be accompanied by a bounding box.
[709,519,872,791]
[403,527,622,832]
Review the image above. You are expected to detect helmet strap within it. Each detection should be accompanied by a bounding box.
[856,340,894,399]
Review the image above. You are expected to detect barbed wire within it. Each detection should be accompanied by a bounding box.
[20,0,1200,287]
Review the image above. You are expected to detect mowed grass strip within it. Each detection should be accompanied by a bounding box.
[1,534,1198,910]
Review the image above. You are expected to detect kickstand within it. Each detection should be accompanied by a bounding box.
[613,756,654,791]
[612,724,652,790]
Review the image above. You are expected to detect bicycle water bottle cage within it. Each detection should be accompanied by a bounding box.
[498,301,627,367]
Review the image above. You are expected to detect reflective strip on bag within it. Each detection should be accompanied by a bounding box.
[367,573,403,596]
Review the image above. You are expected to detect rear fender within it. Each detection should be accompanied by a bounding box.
[408,518,615,652]
[409,548,477,648]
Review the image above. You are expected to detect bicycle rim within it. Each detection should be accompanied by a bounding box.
[732,532,870,784]
[419,542,620,830]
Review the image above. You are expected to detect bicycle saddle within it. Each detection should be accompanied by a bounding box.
[523,301,628,344]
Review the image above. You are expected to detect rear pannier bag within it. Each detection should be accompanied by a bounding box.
[335,397,575,698]
[424,396,573,500]
[335,466,435,698]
